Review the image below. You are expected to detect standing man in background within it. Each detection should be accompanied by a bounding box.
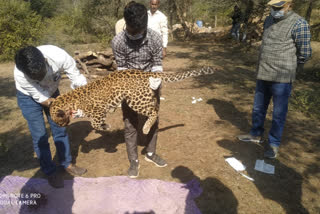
[115,18,126,35]
[148,0,168,58]
[230,5,242,41]
[237,0,312,158]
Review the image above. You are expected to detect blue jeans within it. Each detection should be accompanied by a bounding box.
[250,80,292,147]
[17,90,71,175]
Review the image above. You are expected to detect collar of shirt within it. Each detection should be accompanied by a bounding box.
[148,10,161,16]
[28,60,59,90]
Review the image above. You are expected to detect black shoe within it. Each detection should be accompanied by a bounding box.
[65,164,87,176]
[264,145,279,159]
[48,172,64,188]
[145,153,167,167]
[237,133,263,143]
[128,160,140,178]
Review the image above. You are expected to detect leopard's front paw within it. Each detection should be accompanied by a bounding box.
[101,123,111,130]
[93,123,111,131]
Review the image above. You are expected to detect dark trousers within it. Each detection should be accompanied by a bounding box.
[122,90,160,161]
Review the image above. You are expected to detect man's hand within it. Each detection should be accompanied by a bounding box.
[297,63,304,73]
[41,98,55,107]
[149,77,162,90]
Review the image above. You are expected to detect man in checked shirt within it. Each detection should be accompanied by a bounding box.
[111,1,167,178]
[237,0,312,158]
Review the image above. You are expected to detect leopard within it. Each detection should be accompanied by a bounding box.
[49,67,217,135]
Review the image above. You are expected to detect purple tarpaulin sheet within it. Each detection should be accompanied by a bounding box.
[0,176,202,214]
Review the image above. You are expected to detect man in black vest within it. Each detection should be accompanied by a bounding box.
[237,0,312,158]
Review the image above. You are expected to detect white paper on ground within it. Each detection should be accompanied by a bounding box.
[191,97,203,104]
[240,173,255,181]
[225,157,246,171]
[160,97,165,100]
[254,160,275,174]
[225,157,254,181]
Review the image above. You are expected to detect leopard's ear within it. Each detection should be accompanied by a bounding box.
[57,109,66,118]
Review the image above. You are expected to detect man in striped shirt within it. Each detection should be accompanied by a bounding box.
[237,0,312,158]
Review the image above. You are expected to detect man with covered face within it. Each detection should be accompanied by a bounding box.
[111,1,167,179]
[237,0,312,158]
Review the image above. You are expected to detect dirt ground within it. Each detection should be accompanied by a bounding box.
[0,39,320,214]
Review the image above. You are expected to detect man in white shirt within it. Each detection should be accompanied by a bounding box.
[115,18,126,35]
[14,45,88,188]
[148,0,168,58]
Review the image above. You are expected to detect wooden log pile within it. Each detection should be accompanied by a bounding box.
[74,50,117,76]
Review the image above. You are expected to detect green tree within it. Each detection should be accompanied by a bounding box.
[80,0,130,44]
[0,0,44,61]
[29,0,60,18]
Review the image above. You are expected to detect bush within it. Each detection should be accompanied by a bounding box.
[40,1,114,46]
[30,0,59,18]
[311,24,320,41]
[0,0,44,61]
[291,89,320,120]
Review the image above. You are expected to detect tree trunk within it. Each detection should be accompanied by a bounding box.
[114,0,122,19]
[305,0,314,23]
[215,14,217,28]
[171,0,192,40]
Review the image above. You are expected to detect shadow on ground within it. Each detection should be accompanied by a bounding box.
[66,121,124,158]
[172,165,238,214]
[0,125,38,178]
[217,139,309,214]
[18,169,75,214]
[207,98,251,133]
[0,76,16,99]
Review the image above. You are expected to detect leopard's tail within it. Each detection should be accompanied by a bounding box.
[158,67,217,83]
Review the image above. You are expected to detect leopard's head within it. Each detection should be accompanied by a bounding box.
[49,99,72,127]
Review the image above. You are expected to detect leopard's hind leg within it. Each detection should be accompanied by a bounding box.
[126,91,159,135]
[142,109,158,135]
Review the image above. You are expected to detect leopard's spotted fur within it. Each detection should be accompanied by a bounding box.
[49,67,216,134]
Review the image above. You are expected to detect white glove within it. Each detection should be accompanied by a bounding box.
[72,109,85,118]
[71,75,87,89]
[149,77,162,90]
